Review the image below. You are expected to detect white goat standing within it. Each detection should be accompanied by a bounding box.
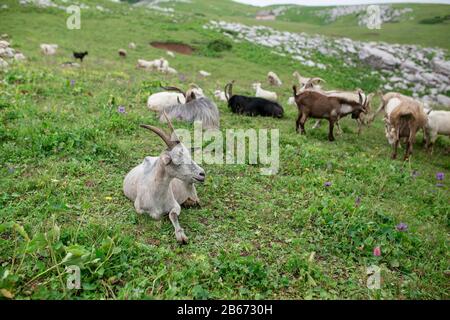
[424,110,450,153]
[123,113,205,244]
[253,82,278,102]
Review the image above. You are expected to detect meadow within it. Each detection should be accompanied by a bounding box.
[0,0,449,299]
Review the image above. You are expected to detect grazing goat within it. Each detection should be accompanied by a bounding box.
[267,71,282,86]
[118,49,127,58]
[160,88,220,129]
[225,81,284,118]
[40,44,58,56]
[293,86,367,141]
[423,110,450,153]
[129,42,136,49]
[385,100,427,160]
[253,82,278,102]
[312,89,375,135]
[123,113,205,244]
[73,51,88,62]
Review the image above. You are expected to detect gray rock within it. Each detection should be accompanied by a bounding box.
[359,46,400,70]
[436,94,450,107]
[432,58,450,77]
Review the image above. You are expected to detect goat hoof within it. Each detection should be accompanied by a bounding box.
[176,230,188,244]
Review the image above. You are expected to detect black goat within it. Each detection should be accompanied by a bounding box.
[73,51,88,62]
[225,81,284,118]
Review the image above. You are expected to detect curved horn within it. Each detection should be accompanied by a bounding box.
[161,86,186,97]
[140,124,177,149]
[310,77,325,84]
[224,83,230,101]
[162,110,176,136]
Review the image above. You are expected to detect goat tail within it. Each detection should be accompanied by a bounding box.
[293,85,298,97]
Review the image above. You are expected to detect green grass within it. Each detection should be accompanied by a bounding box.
[0,0,449,300]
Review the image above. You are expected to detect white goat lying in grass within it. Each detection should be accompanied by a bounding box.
[40,44,58,56]
[123,113,205,244]
[253,82,277,102]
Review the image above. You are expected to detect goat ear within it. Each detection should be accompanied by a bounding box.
[161,153,172,165]
[190,92,196,100]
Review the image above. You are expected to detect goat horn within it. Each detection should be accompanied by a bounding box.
[140,124,177,149]
[310,77,325,84]
[161,86,186,98]
[162,110,176,136]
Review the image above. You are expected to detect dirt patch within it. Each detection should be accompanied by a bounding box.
[150,42,194,55]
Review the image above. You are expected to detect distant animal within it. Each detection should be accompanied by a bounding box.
[293,85,367,141]
[73,51,88,62]
[267,71,282,86]
[118,49,127,58]
[253,82,278,102]
[384,99,427,160]
[40,44,58,56]
[423,109,450,153]
[161,86,220,129]
[129,42,136,49]
[225,81,284,118]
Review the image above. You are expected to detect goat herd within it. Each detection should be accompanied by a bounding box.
[38,43,449,244]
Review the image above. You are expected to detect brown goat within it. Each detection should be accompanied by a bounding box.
[385,101,427,160]
[293,86,367,141]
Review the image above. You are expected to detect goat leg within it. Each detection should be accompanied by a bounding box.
[391,139,399,159]
[168,209,188,244]
[328,120,335,141]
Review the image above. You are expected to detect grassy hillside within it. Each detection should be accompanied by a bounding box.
[164,1,450,49]
[0,0,449,300]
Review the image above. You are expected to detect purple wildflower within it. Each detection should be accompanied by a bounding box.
[117,105,126,114]
[436,172,444,181]
[70,79,75,86]
[324,181,332,187]
[396,223,408,232]
[179,73,186,82]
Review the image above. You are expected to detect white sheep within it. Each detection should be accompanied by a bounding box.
[267,71,282,86]
[199,70,211,77]
[40,44,58,55]
[123,113,205,244]
[253,82,277,102]
[424,110,450,153]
